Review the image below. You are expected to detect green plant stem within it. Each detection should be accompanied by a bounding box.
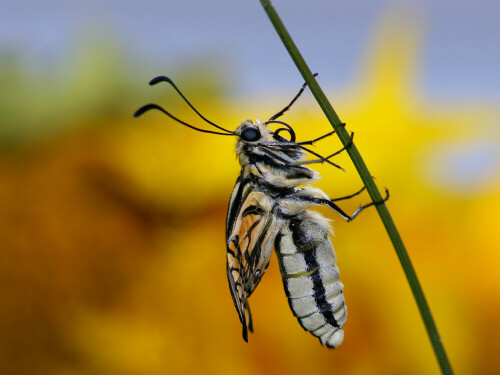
[259,1,453,374]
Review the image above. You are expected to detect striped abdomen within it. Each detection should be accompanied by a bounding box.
[275,211,347,348]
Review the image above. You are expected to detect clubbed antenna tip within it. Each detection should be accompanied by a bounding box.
[149,76,172,86]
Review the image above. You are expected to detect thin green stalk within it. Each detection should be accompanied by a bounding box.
[259,1,453,374]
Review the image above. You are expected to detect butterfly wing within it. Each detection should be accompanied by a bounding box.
[226,175,280,341]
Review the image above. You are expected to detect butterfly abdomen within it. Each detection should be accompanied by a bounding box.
[275,211,347,348]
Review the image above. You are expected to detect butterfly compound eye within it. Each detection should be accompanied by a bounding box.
[241,127,261,142]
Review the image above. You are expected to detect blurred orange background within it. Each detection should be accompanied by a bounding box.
[1,2,499,374]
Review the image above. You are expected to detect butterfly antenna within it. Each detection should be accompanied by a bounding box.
[134,103,235,136]
[148,76,234,134]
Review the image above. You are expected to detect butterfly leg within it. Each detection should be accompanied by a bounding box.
[279,186,389,222]
[330,186,366,202]
[268,73,319,121]
[287,132,354,168]
[295,123,348,146]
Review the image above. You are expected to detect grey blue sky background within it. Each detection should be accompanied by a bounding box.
[2,0,499,99]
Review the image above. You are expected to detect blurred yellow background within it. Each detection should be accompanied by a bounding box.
[1,2,499,374]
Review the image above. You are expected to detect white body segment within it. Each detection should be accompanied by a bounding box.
[276,211,346,348]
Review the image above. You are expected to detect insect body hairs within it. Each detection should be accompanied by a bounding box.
[135,76,388,348]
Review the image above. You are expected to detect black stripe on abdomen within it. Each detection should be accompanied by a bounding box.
[290,220,339,328]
